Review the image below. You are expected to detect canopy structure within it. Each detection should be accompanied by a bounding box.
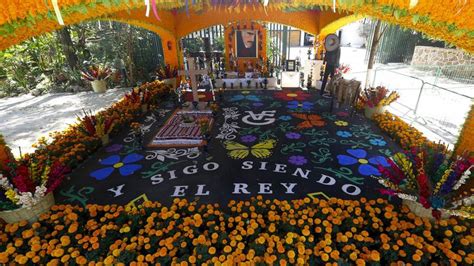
[1,1,473,67]
[0,0,473,152]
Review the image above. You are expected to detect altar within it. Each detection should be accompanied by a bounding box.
[215,77,278,89]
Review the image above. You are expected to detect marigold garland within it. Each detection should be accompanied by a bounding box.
[0,196,472,264]
[0,1,473,52]
[373,111,448,151]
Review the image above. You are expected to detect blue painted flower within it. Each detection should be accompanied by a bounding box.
[336,131,352,138]
[90,153,144,180]
[229,94,260,102]
[285,132,301,140]
[288,155,308,166]
[287,101,314,111]
[369,138,387,146]
[253,102,264,107]
[240,135,257,143]
[337,149,389,176]
[279,115,292,121]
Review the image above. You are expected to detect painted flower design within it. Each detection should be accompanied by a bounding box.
[105,144,123,153]
[240,135,257,143]
[274,91,310,101]
[90,153,144,180]
[253,102,264,107]
[336,131,352,138]
[287,101,314,111]
[337,149,389,176]
[285,132,301,140]
[335,120,349,126]
[279,115,292,121]
[369,138,387,146]
[288,155,308,166]
[229,94,260,102]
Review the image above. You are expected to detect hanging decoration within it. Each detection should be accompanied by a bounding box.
[51,0,65,25]
[144,0,151,17]
[151,0,161,21]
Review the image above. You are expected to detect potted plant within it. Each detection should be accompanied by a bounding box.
[77,110,116,146]
[156,64,178,89]
[81,65,112,93]
[359,86,399,119]
[374,145,473,220]
[0,156,70,223]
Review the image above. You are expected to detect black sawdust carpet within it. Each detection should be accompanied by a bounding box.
[55,89,402,207]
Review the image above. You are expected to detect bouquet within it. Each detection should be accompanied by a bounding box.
[77,110,116,138]
[335,64,351,75]
[81,65,112,81]
[156,64,178,81]
[374,145,473,219]
[0,157,70,210]
[359,86,399,108]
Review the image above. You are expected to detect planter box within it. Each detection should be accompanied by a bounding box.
[403,199,448,220]
[91,80,107,93]
[364,106,386,119]
[0,193,55,224]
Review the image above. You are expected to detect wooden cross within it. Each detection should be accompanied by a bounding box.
[178,57,209,102]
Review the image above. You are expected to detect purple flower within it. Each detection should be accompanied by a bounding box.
[285,132,301,140]
[288,155,308,166]
[105,144,123,153]
[240,135,257,143]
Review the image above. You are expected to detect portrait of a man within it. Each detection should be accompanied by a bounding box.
[236,30,258,58]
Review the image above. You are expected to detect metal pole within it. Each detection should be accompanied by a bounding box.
[413,81,425,115]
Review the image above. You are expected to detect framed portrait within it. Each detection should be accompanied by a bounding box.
[286,60,296,71]
[236,30,258,58]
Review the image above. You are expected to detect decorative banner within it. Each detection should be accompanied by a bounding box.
[144,0,151,17]
[51,0,65,25]
[151,0,161,21]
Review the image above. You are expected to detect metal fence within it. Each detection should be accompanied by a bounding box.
[372,66,474,145]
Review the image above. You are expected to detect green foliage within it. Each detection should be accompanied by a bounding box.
[0,21,164,97]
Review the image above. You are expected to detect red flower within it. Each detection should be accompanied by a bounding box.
[274,91,310,101]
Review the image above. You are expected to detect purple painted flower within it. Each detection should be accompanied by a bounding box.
[288,155,308,166]
[253,102,264,107]
[105,144,123,153]
[240,135,257,143]
[285,132,301,140]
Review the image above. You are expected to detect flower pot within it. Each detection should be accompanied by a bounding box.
[364,106,386,119]
[0,193,54,224]
[403,199,448,220]
[162,78,177,89]
[91,80,107,93]
[101,134,110,146]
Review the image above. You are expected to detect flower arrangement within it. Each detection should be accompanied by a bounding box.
[77,110,116,138]
[0,134,15,171]
[156,64,178,81]
[359,86,399,108]
[197,116,211,135]
[80,65,112,81]
[373,112,448,150]
[20,82,171,178]
[335,64,351,75]
[375,145,473,219]
[0,157,69,211]
[0,196,472,264]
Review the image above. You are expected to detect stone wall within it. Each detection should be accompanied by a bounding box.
[411,46,474,66]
